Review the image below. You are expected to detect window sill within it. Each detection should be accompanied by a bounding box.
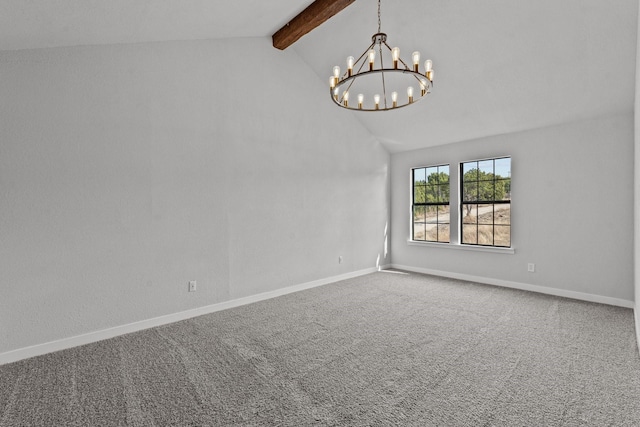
[407,240,515,254]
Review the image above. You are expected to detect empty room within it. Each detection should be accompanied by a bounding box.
[1,0,640,425]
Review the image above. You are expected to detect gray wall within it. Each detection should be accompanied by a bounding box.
[0,38,390,354]
[635,0,640,346]
[391,114,634,302]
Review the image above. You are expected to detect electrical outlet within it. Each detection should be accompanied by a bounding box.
[527,263,535,273]
[188,280,197,292]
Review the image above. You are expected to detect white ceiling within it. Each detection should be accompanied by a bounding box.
[0,0,305,50]
[0,0,637,153]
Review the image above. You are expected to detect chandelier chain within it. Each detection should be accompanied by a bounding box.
[377,0,381,33]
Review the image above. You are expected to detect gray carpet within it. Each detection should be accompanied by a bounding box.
[1,270,640,426]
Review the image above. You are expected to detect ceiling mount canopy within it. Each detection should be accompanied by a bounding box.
[330,0,434,112]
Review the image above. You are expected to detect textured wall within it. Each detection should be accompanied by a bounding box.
[635,0,640,348]
[391,114,634,302]
[0,38,390,354]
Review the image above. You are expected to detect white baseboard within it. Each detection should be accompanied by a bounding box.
[390,264,635,308]
[0,266,385,366]
[635,307,640,355]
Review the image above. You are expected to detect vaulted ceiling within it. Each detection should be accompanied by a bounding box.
[0,0,637,152]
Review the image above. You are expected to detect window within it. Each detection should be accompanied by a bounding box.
[460,157,511,247]
[412,165,450,243]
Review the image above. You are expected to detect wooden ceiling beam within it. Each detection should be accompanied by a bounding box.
[272,0,355,50]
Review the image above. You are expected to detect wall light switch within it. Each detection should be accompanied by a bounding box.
[189,280,197,292]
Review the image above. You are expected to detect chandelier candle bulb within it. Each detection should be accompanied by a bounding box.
[346,56,355,76]
[392,91,398,107]
[412,51,421,72]
[368,49,376,71]
[407,86,414,103]
[329,76,335,89]
[343,91,349,107]
[333,65,341,85]
[420,81,426,96]
[425,59,433,72]
[358,93,364,109]
[427,69,434,82]
[374,94,380,110]
[392,47,400,69]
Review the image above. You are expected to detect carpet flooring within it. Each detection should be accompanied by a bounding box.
[1,270,640,426]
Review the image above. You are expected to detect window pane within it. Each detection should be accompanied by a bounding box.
[477,204,493,224]
[494,179,509,200]
[462,224,477,244]
[437,205,450,223]
[478,181,495,201]
[462,162,478,176]
[426,167,438,184]
[479,159,493,176]
[494,226,511,247]
[425,183,437,203]
[439,165,450,183]
[462,182,477,202]
[495,204,510,225]
[425,224,438,241]
[413,205,426,222]
[413,222,425,240]
[462,205,477,223]
[437,184,449,203]
[414,168,426,183]
[438,224,450,243]
[495,158,511,179]
[497,178,511,201]
[478,225,494,245]
[426,205,438,223]
[414,185,426,203]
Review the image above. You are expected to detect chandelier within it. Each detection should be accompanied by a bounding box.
[329,0,434,111]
